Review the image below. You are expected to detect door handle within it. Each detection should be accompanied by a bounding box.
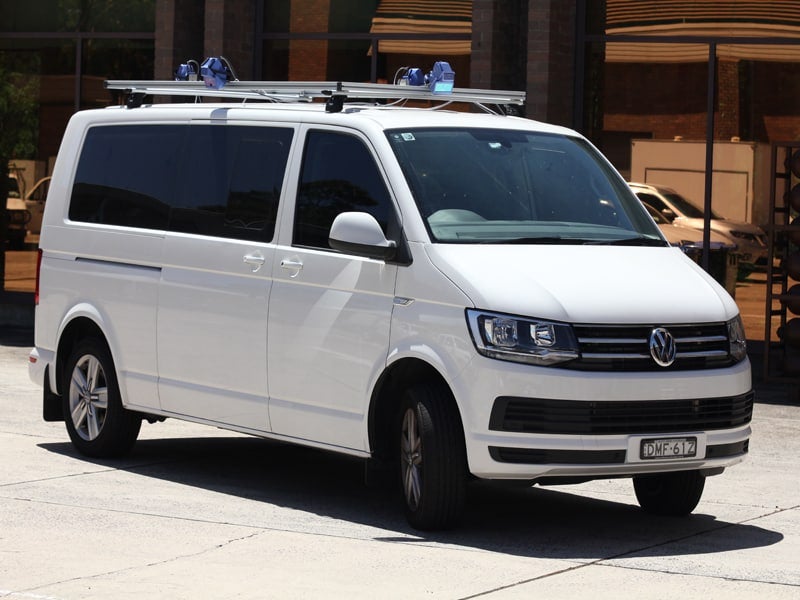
[243,253,266,272]
[280,258,303,277]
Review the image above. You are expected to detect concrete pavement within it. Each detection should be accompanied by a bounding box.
[1,327,798,599]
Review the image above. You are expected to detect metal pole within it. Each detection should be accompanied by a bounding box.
[573,0,587,131]
[702,42,717,271]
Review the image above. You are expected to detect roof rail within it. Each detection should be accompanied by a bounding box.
[103,80,526,113]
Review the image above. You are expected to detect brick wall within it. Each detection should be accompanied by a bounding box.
[603,61,708,139]
[603,59,800,143]
[717,59,740,140]
[289,0,329,81]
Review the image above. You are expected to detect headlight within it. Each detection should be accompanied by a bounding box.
[466,309,579,366]
[727,315,747,362]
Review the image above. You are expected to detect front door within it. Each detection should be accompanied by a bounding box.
[267,128,400,450]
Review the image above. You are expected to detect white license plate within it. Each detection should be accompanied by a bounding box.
[640,437,697,460]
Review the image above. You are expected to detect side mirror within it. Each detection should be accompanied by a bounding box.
[329,212,397,260]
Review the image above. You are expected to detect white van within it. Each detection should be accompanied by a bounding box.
[29,79,753,530]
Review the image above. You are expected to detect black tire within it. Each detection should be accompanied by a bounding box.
[62,337,141,458]
[397,383,467,530]
[633,470,705,516]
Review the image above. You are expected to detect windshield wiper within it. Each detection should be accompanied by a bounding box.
[478,237,590,245]
[588,236,667,247]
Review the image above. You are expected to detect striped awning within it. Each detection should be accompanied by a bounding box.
[369,0,472,55]
[606,0,800,29]
[605,0,800,62]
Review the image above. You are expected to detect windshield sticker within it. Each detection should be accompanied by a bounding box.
[401,132,415,141]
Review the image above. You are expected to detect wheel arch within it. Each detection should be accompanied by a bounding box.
[54,315,112,397]
[367,357,463,464]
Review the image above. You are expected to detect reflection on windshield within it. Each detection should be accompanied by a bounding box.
[386,128,665,245]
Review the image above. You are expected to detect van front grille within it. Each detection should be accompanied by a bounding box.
[565,323,733,371]
[489,392,754,435]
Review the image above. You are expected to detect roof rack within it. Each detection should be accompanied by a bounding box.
[103,80,526,113]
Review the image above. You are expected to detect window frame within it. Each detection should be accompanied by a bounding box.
[291,127,404,256]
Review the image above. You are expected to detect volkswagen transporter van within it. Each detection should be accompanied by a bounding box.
[29,79,753,530]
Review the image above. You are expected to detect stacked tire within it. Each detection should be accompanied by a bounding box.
[779,150,800,374]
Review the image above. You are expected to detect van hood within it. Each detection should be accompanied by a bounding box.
[425,244,738,324]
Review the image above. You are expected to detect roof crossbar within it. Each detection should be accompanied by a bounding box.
[104,80,526,112]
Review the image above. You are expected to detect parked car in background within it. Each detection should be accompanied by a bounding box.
[643,203,738,294]
[643,202,733,249]
[4,174,30,249]
[629,182,767,269]
[24,176,51,235]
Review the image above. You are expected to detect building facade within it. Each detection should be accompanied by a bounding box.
[2,0,799,296]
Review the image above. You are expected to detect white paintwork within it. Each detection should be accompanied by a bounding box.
[156,232,272,429]
[30,97,753,483]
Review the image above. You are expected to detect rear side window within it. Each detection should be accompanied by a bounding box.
[172,125,293,241]
[70,123,293,242]
[70,125,180,230]
[293,130,394,249]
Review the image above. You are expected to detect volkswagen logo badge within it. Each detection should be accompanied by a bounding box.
[649,327,676,367]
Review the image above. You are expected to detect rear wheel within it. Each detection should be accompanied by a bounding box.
[62,337,141,457]
[398,383,466,530]
[633,470,705,516]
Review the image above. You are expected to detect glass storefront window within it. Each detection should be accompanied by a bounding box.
[716,44,800,143]
[329,0,379,33]
[596,42,709,178]
[81,38,155,108]
[0,0,154,33]
[263,0,290,33]
[1,7,154,293]
[259,0,471,84]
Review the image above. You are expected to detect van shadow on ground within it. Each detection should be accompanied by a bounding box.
[39,434,783,561]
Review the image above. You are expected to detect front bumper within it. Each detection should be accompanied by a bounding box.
[454,355,753,480]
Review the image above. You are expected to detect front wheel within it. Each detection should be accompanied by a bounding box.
[398,383,467,530]
[633,470,705,516]
[62,337,141,458]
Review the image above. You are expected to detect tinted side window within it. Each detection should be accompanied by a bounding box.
[70,125,181,229]
[69,124,293,241]
[294,130,393,249]
[172,125,293,241]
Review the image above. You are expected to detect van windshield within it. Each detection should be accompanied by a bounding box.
[386,128,665,245]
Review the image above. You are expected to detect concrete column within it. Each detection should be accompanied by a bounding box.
[526,0,577,126]
[717,59,741,140]
[155,0,205,80]
[471,0,527,93]
[204,0,256,79]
